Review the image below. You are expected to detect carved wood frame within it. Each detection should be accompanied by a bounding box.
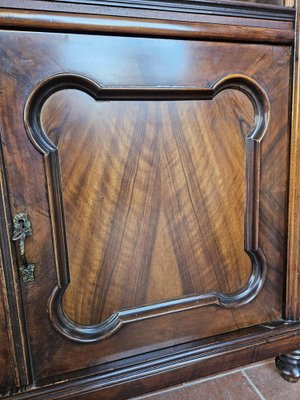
[24,73,269,343]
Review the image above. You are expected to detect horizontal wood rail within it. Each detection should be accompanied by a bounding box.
[0,8,294,43]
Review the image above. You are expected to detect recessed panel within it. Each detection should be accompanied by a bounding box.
[41,89,254,325]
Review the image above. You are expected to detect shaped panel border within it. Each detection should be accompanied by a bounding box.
[24,73,269,342]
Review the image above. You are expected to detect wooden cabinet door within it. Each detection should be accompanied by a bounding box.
[0,29,291,382]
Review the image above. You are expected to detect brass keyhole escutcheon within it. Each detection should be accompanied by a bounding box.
[12,213,35,283]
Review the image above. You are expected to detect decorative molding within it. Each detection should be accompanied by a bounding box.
[0,9,294,44]
[24,73,269,343]
[29,0,296,21]
[5,321,300,400]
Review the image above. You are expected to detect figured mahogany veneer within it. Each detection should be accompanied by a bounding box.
[23,73,268,342]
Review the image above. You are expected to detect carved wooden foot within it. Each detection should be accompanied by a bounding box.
[276,350,300,383]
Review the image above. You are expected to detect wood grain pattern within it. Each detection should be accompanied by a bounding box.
[0,0,296,397]
[277,0,300,383]
[38,84,260,329]
[21,72,268,343]
[0,29,290,382]
[0,113,32,391]
[285,0,300,321]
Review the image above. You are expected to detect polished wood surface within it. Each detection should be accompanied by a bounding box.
[0,28,290,382]
[0,0,297,398]
[0,134,31,390]
[285,0,300,321]
[276,0,300,384]
[0,8,293,43]
[41,89,253,325]
[6,322,300,400]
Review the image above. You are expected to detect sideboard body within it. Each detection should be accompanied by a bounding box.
[0,1,300,399]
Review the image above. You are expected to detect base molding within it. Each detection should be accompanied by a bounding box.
[5,321,300,400]
[276,350,300,383]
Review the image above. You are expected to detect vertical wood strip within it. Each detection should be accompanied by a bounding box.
[0,129,32,386]
[286,0,300,320]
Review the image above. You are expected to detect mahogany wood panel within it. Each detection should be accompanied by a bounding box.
[23,72,270,342]
[40,89,254,326]
[0,30,291,381]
